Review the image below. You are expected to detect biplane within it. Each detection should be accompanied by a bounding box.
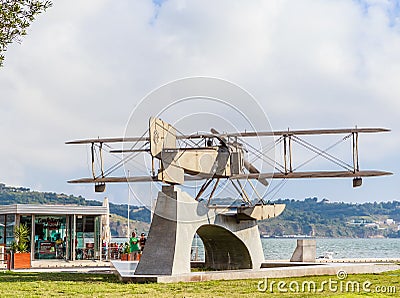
[66,117,391,219]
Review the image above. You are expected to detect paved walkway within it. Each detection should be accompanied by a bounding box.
[7,258,400,280]
[113,261,400,283]
[31,259,111,268]
[10,260,113,273]
[11,266,113,273]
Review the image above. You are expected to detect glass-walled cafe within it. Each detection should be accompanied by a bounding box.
[0,204,107,261]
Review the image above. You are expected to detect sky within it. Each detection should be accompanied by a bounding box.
[0,0,399,205]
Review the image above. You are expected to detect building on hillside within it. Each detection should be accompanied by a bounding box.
[0,204,107,261]
[385,218,395,225]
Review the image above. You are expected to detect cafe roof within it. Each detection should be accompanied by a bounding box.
[0,204,107,215]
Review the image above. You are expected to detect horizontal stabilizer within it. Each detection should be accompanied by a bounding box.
[68,176,156,183]
[66,136,148,144]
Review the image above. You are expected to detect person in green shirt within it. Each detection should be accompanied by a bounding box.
[129,231,140,261]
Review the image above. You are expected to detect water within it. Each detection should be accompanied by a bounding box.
[112,237,400,260]
[191,238,400,261]
[262,238,400,260]
[312,238,400,259]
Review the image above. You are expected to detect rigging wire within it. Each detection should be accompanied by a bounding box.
[263,179,288,201]
[102,142,152,175]
[212,179,240,199]
[93,129,149,178]
[249,135,284,164]
[173,126,202,147]
[291,134,353,172]
[101,142,148,178]
[241,138,286,173]
[98,143,151,175]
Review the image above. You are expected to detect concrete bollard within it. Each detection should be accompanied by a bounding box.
[290,239,316,262]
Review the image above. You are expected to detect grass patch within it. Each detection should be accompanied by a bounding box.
[0,270,399,297]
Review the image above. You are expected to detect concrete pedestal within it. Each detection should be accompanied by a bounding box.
[290,239,316,262]
[134,185,265,275]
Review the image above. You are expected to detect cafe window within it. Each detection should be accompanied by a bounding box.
[5,214,15,246]
[34,216,66,259]
[0,214,17,247]
[75,216,96,260]
[0,215,4,245]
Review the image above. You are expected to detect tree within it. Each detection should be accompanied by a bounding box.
[0,0,52,67]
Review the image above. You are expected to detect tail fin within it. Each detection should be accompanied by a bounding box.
[149,117,177,158]
[149,117,184,184]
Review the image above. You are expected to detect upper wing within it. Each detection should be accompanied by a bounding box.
[65,127,390,144]
[174,127,390,140]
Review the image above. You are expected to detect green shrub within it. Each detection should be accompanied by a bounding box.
[11,223,30,253]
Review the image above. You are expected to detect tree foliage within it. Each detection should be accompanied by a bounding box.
[0,184,151,223]
[0,0,52,67]
[258,198,400,238]
[1,183,398,237]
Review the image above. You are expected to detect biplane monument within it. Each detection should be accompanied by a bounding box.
[66,117,391,278]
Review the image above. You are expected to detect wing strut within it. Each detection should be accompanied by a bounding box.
[230,179,251,205]
[283,135,294,174]
[207,178,220,205]
[194,178,214,201]
[91,142,106,192]
[91,143,95,179]
[99,142,105,178]
[352,131,359,173]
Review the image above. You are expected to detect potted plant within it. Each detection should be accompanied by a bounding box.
[120,242,130,261]
[10,223,31,269]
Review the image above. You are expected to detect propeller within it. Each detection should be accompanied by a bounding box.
[243,159,269,186]
[210,128,228,146]
[210,128,268,186]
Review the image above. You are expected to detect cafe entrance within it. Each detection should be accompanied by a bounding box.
[33,215,101,260]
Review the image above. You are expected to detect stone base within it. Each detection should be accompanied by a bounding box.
[134,186,265,275]
[290,239,316,262]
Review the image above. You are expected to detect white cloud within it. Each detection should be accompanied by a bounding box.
[0,0,399,203]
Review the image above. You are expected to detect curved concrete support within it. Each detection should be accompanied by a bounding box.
[134,185,267,276]
[197,224,252,270]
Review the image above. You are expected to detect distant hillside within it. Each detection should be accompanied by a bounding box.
[259,198,400,238]
[0,183,151,224]
[109,214,150,237]
[1,183,399,238]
